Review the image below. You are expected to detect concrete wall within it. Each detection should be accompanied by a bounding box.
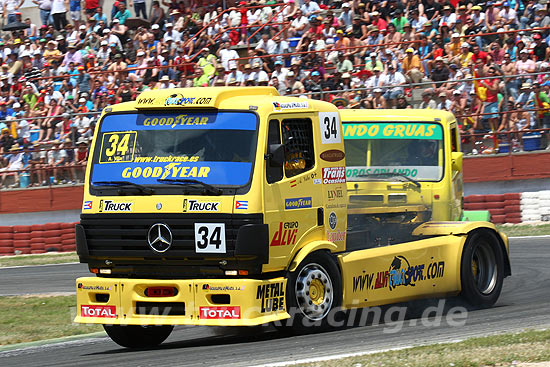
[464,179,550,196]
[0,209,80,225]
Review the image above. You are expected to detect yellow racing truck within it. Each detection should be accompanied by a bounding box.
[74,87,510,348]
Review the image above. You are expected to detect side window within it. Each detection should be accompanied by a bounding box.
[266,119,283,184]
[450,126,458,152]
[281,118,315,178]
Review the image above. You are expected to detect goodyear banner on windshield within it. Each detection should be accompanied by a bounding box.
[344,123,443,140]
[92,161,252,186]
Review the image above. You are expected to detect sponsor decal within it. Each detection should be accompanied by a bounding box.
[99,200,133,212]
[289,172,318,188]
[290,179,297,188]
[200,306,241,319]
[137,97,155,104]
[328,212,337,230]
[134,155,199,163]
[285,197,312,210]
[83,201,93,210]
[81,305,116,318]
[121,163,211,180]
[235,200,248,209]
[256,282,285,313]
[327,187,344,201]
[78,283,113,291]
[270,221,299,246]
[320,149,345,162]
[164,94,212,106]
[183,199,220,212]
[202,284,244,291]
[327,230,345,242]
[322,167,346,184]
[352,256,445,292]
[344,123,443,140]
[272,101,309,111]
[346,166,442,180]
[142,115,211,128]
[326,203,347,209]
[313,178,322,185]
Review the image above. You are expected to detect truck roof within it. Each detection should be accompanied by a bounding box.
[339,109,456,126]
[105,87,337,115]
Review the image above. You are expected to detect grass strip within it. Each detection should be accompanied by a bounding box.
[297,329,550,367]
[0,253,79,268]
[497,224,550,237]
[0,295,101,345]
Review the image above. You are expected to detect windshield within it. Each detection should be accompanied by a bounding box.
[343,122,444,182]
[90,111,258,190]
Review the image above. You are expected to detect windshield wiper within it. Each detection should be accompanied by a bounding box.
[92,181,155,195]
[357,172,421,188]
[157,178,223,195]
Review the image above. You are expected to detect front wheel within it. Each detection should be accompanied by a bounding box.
[103,325,174,348]
[460,229,504,308]
[280,251,342,333]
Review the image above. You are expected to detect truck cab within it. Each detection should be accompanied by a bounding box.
[340,110,464,249]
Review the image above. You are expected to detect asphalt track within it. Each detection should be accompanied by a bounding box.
[1,237,550,367]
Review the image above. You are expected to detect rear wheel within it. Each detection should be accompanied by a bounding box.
[103,325,174,348]
[460,230,504,308]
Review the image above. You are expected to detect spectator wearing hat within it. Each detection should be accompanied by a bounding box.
[402,48,425,84]
[62,43,83,66]
[499,2,519,29]
[338,2,353,28]
[409,9,427,32]
[0,127,14,154]
[0,143,24,188]
[420,90,437,109]
[107,53,127,84]
[336,52,353,74]
[365,52,383,72]
[391,9,409,34]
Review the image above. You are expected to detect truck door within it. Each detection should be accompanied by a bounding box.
[263,115,323,271]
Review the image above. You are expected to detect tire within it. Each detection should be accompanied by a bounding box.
[505,218,522,223]
[460,230,504,308]
[103,325,174,349]
[504,193,520,200]
[281,251,342,333]
[0,233,13,240]
[488,208,505,216]
[0,226,12,233]
[491,215,505,224]
[485,194,504,202]
[14,233,30,240]
[484,201,505,209]
[504,199,521,207]
[13,225,31,233]
[464,195,485,203]
[505,212,521,219]
[464,203,487,210]
[504,205,521,213]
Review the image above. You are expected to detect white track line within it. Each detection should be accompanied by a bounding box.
[0,262,80,270]
[509,235,550,239]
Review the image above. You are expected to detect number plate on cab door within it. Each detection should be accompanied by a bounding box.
[194,223,226,253]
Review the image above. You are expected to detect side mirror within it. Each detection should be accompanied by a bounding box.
[451,151,463,172]
[268,144,285,168]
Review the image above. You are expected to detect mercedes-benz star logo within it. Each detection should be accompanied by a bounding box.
[147,223,173,253]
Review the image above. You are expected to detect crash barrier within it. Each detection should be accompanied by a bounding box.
[0,222,78,256]
[464,190,550,224]
[465,193,521,224]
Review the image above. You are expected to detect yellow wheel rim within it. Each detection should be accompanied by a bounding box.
[309,278,325,306]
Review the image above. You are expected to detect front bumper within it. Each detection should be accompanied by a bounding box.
[74,277,289,326]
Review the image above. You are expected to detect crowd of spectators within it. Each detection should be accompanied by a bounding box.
[0,0,550,188]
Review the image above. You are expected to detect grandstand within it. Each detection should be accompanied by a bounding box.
[0,0,550,191]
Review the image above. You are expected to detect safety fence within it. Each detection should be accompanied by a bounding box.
[0,222,77,256]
